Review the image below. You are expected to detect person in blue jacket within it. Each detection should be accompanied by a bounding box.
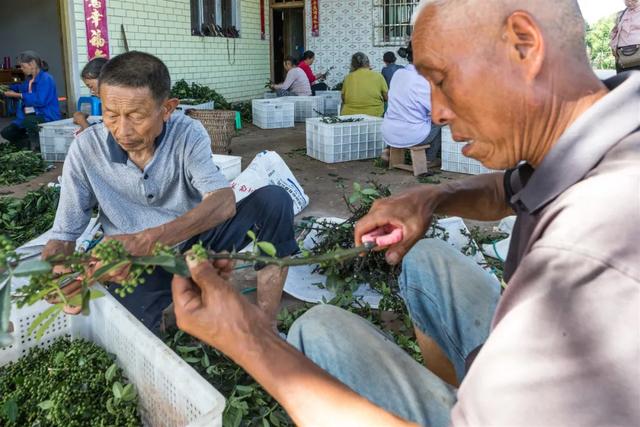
[1,51,61,150]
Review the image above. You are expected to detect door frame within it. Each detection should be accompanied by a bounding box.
[269,1,306,81]
[59,0,81,115]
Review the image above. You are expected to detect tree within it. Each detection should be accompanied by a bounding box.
[586,15,617,70]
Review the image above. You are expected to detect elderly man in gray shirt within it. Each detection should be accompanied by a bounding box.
[163,0,639,425]
[43,51,298,331]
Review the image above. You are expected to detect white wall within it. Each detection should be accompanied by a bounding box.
[304,0,409,87]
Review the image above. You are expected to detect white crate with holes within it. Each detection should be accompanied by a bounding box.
[280,96,325,122]
[441,126,497,175]
[263,92,278,99]
[314,91,342,116]
[38,116,102,162]
[305,115,384,163]
[252,99,295,129]
[0,279,225,427]
[174,100,215,115]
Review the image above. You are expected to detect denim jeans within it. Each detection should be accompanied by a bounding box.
[287,239,501,426]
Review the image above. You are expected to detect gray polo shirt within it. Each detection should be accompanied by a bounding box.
[452,73,640,426]
[50,113,229,241]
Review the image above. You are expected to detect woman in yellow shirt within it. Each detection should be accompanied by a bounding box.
[341,52,388,117]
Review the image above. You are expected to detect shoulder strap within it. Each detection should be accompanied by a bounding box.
[617,8,628,25]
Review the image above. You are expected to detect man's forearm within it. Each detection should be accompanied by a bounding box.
[151,188,236,248]
[433,172,513,221]
[233,331,417,427]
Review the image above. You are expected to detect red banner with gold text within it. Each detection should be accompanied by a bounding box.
[84,0,110,59]
[311,0,319,37]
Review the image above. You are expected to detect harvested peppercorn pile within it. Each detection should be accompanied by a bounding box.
[0,338,140,426]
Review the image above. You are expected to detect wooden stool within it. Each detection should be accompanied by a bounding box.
[389,146,429,176]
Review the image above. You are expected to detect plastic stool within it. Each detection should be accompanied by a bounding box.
[77,96,102,115]
[389,146,430,176]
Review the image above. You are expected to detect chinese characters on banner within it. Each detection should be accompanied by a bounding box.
[311,0,320,37]
[84,0,110,59]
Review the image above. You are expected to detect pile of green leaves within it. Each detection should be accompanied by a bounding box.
[171,80,252,122]
[305,182,398,295]
[0,338,140,426]
[166,330,292,427]
[0,148,47,186]
[0,186,60,246]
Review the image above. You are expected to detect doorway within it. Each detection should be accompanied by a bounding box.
[271,2,305,83]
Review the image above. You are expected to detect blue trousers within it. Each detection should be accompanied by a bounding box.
[287,239,501,426]
[109,185,298,332]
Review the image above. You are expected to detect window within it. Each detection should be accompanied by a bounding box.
[373,0,419,46]
[191,0,241,38]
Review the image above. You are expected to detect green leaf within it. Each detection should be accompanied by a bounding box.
[106,398,117,415]
[81,287,91,316]
[353,182,361,192]
[27,304,60,336]
[201,351,210,368]
[235,384,254,395]
[12,259,52,277]
[53,351,65,365]
[176,345,200,354]
[112,381,124,400]
[132,255,176,268]
[262,417,270,427]
[256,241,277,257]
[105,363,118,383]
[0,276,12,348]
[3,399,18,422]
[89,289,105,300]
[246,230,257,241]
[162,257,190,277]
[92,260,129,281]
[348,194,361,205]
[183,356,200,363]
[361,188,378,196]
[37,400,54,410]
[121,383,137,402]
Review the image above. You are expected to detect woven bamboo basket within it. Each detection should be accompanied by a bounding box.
[186,109,236,154]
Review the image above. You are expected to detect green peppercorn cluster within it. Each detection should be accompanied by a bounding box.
[0,338,140,426]
[0,235,16,271]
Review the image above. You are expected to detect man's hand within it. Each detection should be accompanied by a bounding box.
[89,231,160,283]
[172,255,272,359]
[355,186,440,265]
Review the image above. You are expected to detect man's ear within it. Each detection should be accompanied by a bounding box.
[503,11,545,81]
[162,98,180,120]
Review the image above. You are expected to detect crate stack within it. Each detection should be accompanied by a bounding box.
[280,96,325,122]
[315,91,342,116]
[305,115,384,163]
[441,126,497,175]
[252,99,295,129]
[38,116,102,162]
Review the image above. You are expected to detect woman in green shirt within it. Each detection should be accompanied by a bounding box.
[341,52,389,117]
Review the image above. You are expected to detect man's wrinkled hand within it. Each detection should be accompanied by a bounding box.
[171,254,270,358]
[354,186,438,265]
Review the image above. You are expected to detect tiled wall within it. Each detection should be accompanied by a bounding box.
[304,0,409,87]
[72,0,271,101]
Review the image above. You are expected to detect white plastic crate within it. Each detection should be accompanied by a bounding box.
[0,280,225,427]
[315,91,342,116]
[212,154,241,180]
[252,99,295,129]
[441,126,497,175]
[305,115,384,163]
[175,100,215,115]
[263,92,278,99]
[39,116,102,162]
[280,96,325,122]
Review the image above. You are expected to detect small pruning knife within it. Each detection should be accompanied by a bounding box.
[362,227,404,248]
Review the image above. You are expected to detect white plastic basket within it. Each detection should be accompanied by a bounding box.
[305,115,384,163]
[280,96,325,122]
[212,154,242,181]
[38,116,102,162]
[263,92,278,99]
[175,101,215,115]
[252,99,295,129]
[0,280,225,427]
[441,126,497,175]
[314,91,342,116]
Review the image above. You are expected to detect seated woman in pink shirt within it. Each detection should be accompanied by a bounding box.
[271,56,312,97]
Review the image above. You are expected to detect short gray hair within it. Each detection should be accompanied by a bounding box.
[412,0,586,56]
[351,52,370,72]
